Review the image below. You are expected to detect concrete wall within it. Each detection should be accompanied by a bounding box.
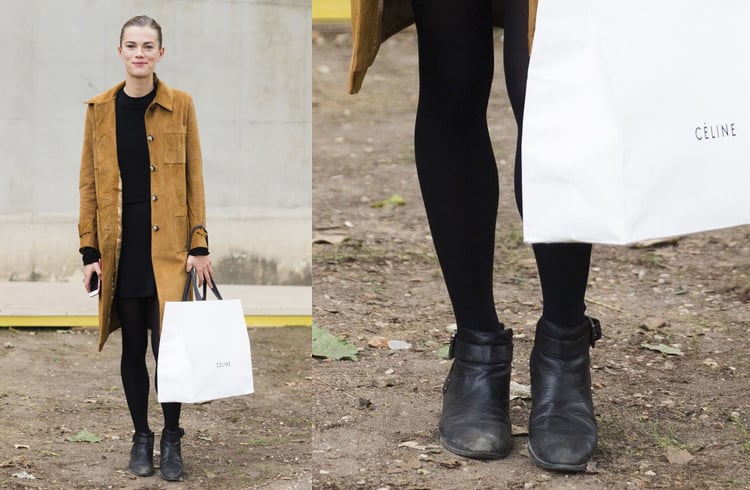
[0,0,311,285]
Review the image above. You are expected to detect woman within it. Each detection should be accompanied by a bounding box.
[78,15,213,481]
[349,0,600,472]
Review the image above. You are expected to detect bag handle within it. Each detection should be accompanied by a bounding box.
[181,224,223,301]
[181,269,223,301]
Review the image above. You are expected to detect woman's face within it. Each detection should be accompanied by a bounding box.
[117,26,164,79]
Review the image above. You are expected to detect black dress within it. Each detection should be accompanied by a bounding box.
[114,87,157,298]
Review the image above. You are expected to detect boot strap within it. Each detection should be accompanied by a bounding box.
[132,431,154,443]
[448,334,513,364]
[162,428,185,442]
[535,317,602,358]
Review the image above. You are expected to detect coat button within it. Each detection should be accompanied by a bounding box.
[152,224,159,232]
[147,134,154,142]
[151,194,158,202]
[149,165,156,172]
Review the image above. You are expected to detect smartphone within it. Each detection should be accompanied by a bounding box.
[88,270,100,297]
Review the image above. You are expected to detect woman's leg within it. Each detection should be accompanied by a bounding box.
[118,298,152,434]
[117,297,155,476]
[412,0,501,334]
[503,1,598,471]
[147,296,184,481]
[503,0,592,327]
[413,0,514,460]
[148,296,181,431]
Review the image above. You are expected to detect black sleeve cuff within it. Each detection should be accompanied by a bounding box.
[189,247,209,256]
[81,247,100,265]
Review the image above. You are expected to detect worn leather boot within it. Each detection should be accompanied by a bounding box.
[528,316,602,472]
[128,430,155,477]
[159,428,185,481]
[438,327,514,460]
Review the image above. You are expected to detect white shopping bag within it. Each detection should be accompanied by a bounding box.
[522,0,750,244]
[157,272,254,403]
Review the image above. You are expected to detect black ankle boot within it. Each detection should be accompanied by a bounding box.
[159,428,185,481]
[129,430,154,477]
[438,328,514,460]
[528,317,602,472]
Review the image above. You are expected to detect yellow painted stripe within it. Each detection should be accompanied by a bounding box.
[0,315,311,328]
[312,0,350,20]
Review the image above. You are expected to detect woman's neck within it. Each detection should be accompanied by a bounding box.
[123,75,155,98]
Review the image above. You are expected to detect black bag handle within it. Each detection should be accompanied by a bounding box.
[181,269,223,301]
[181,224,222,301]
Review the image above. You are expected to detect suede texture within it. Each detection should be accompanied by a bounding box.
[78,76,207,351]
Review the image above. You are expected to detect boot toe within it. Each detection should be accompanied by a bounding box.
[440,425,513,460]
[528,431,595,472]
[159,466,183,481]
[129,463,154,477]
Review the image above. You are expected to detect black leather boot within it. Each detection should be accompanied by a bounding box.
[528,317,602,472]
[128,430,155,477]
[159,428,185,481]
[438,328,514,460]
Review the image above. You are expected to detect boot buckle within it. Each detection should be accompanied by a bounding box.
[589,317,602,348]
[447,334,456,359]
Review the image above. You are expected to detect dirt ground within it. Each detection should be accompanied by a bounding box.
[312,28,750,489]
[0,326,311,489]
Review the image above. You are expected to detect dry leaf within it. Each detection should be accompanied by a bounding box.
[640,318,668,331]
[666,448,693,465]
[631,237,681,248]
[12,471,36,480]
[641,343,684,356]
[313,234,348,245]
[398,441,442,453]
[367,336,389,349]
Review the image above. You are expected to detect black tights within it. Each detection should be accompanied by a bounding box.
[116,297,180,434]
[412,0,592,332]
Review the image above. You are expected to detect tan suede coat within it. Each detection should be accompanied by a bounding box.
[348,0,539,94]
[78,76,208,351]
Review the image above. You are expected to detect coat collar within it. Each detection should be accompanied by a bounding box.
[85,74,174,111]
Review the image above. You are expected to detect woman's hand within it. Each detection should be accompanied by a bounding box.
[83,261,102,294]
[186,254,213,288]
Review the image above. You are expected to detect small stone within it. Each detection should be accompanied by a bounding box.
[388,340,412,350]
[702,358,719,369]
[644,470,657,476]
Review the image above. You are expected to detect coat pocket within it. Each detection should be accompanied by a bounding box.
[163,129,187,164]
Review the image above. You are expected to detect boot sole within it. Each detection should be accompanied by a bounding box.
[439,435,513,461]
[527,442,588,473]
